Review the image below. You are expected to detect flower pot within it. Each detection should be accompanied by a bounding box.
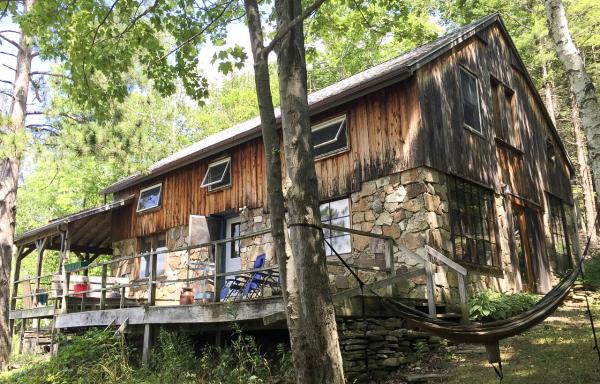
[180,287,194,305]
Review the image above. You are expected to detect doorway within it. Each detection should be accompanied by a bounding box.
[511,204,538,292]
[224,216,241,274]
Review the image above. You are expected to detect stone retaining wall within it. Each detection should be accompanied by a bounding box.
[339,317,442,382]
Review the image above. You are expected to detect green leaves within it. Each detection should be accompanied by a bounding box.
[468,290,539,322]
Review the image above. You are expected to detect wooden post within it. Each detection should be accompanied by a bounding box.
[10,247,24,336]
[100,264,107,310]
[457,273,469,323]
[385,238,395,297]
[18,319,25,355]
[424,254,437,318]
[120,287,125,309]
[148,251,157,306]
[62,271,70,313]
[60,230,70,313]
[214,244,222,302]
[142,323,152,365]
[34,238,47,305]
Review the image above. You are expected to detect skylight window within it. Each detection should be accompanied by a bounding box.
[312,115,349,158]
[137,183,162,213]
[201,157,231,191]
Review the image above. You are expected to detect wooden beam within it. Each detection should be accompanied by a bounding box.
[142,324,152,365]
[9,306,56,320]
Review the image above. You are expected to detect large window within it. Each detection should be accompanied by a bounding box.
[460,68,482,134]
[201,157,231,191]
[137,183,162,213]
[312,115,349,159]
[139,233,167,279]
[448,177,498,267]
[320,198,351,256]
[548,195,572,272]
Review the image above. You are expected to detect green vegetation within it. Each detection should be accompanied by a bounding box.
[0,328,294,384]
[438,293,600,384]
[583,254,600,290]
[468,291,539,322]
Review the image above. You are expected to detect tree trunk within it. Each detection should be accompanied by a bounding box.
[243,0,300,359]
[542,59,558,125]
[0,0,34,370]
[572,93,598,243]
[274,0,344,383]
[545,0,600,207]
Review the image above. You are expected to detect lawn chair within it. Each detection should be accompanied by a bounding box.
[220,254,266,301]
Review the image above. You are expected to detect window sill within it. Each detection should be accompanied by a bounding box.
[137,206,162,215]
[463,124,485,139]
[207,183,232,194]
[494,137,523,154]
[315,146,350,162]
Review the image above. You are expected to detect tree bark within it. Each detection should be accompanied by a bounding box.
[0,0,34,370]
[243,0,300,359]
[542,59,558,125]
[572,93,598,243]
[274,0,345,382]
[545,0,600,207]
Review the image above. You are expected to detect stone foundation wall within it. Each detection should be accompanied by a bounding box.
[339,317,441,382]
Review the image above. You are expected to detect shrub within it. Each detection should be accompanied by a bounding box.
[469,290,539,322]
[582,254,600,290]
[144,330,197,384]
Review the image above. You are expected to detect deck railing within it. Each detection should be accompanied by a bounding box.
[11,224,469,323]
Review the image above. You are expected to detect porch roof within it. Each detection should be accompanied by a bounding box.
[14,196,134,254]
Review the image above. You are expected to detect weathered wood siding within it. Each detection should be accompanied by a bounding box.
[416,24,573,204]
[113,78,422,240]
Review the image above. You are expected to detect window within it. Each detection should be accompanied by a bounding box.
[460,68,482,134]
[201,157,231,191]
[312,115,349,158]
[230,221,241,260]
[320,198,351,256]
[448,177,498,267]
[491,77,515,142]
[548,195,572,272]
[137,184,162,213]
[139,233,167,279]
[546,138,556,163]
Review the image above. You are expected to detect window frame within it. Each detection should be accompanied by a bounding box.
[459,66,483,136]
[312,114,350,160]
[138,232,167,279]
[548,194,572,271]
[201,157,232,192]
[448,175,500,269]
[319,197,352,257]
[136,183,163,213]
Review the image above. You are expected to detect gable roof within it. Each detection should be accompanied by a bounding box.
[102,13,572,194]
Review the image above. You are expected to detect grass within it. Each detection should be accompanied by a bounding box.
[436,292,600,384]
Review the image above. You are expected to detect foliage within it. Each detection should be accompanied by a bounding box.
[1,328,294,384]
[468,290,539,322]
[1,329,132,384]
[582,253,600,290]
[305,0,440,91]
[198,327,294,384]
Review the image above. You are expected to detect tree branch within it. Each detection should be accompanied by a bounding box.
[30,71,72,80]
[263,0,327,55]
[26,124,59,136]
[0,90,13,98]
[0,50,16,58]
[91,0,119,49]
[2,63,15,72]
[26,110,44,115]
[0,30,20,34]
[0,33,20,50]
[0,79,13,86]
[156,0,234,63]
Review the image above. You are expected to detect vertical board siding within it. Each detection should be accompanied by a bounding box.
[113,78,422,240]
[416,24,572,205]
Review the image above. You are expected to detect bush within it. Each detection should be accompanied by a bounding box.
[1,329,132,384]
[469,290,539,322]
[583,254,600,290]
[143,330,197,384]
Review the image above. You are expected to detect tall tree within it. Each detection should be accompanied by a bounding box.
[29,1,344,380]
[0,0,35,369]
[545,0,600,209]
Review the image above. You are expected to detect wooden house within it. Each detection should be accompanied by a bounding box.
[10,13,579,378]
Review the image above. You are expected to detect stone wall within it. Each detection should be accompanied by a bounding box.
[339,317,441,382]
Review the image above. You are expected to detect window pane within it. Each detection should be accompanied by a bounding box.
[313,117,348,158]
[461,69,481,132]
[202,158,231,190]
[137,185,162,212]
[448,176,497,266]
[330,234,352,255]
[329,198,349,219]
[321,198,351,256]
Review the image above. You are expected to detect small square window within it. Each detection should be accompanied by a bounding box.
[137,184,162,213]
[320,198,351,256]
[201,157,231,191]
[312,115,349,158]
[460,68,482,134]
